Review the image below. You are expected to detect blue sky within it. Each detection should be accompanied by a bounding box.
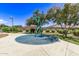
[0,3,64,26]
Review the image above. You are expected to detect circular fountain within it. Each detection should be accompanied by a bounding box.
[15,11,59,45]
[15,34,58,45]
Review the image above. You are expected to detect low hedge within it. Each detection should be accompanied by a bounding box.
[2,26,22,33]
[51,30,55,33]
[73,29,79,36]
[2,27,11,33]
[45,29,50,33]
[68,29,73,34]
[57,29,64,34]
[46,30,50,33]
[45,29,55,33]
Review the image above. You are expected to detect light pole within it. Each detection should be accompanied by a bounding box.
[10,16,14,32]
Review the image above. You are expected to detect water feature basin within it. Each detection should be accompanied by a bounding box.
[15,34,59,45]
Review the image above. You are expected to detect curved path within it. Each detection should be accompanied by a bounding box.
[0,33,79,56]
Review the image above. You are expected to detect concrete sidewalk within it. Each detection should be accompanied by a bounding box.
[0,33,79,56]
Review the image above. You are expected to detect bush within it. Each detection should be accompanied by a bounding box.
[12,27,22,33]
[45,29,50,33]
[2,26,22,33]
[67,29,73,34]
[26,30,30,33]
[2,27,11,33]
[26,30,29,32]
[57,29,64,34]
[51,30,55,33]
[68,30,73,34]
[73,29,79,36]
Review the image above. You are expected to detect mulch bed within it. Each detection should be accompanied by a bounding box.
[0,34,8,38]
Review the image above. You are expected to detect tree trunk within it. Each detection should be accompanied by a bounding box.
[64,24,67,37]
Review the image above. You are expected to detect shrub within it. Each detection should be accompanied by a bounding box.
[26,30,29,32]
[26,30,30,33]
[51,30,55,33]
[2,26,22,33]
[12,27,22,33]
[45,29,50,33]
[57,29,64,34]
[2,27,11,33]
[73,29,79,36]
[67,29,73,34]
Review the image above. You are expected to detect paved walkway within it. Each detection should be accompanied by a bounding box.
[0,33,79,56]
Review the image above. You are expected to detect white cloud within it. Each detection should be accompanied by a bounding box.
[0,19,3,21]
[0,19,7,24]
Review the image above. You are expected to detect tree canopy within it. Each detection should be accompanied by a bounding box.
[26,3,79,37]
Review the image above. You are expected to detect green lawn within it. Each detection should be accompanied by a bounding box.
[57,34,79,45]
[43,32,79,45]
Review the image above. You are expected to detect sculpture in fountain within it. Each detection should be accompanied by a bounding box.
[15,10,58,45]
[33,10,45,36]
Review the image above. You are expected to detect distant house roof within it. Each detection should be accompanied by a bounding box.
[23,25,36,30]
[23,24,79,30]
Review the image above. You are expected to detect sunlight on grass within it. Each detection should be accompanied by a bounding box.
[43,32,79,45]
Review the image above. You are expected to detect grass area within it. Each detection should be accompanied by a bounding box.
[57,35,79,45]
[43,32,79,45]
[0,34,8,38]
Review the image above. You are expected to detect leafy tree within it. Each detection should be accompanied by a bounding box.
[26,17,36,26]
[26,10,47,26]
[0,24,8,29]
[2,27,11,32]
[26,10,47,34]
[12,25,23,32]
[46,3,79,37]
